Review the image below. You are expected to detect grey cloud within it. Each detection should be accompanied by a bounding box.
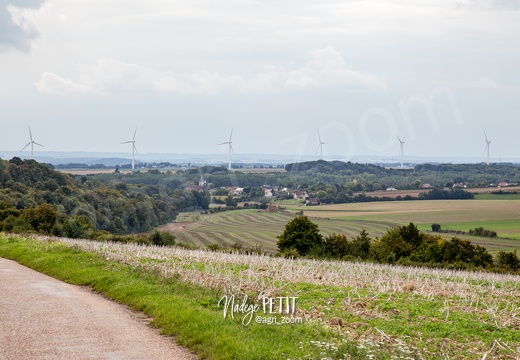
[0,0,45,52]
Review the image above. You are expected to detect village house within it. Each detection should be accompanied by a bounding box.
[290,190,308,200]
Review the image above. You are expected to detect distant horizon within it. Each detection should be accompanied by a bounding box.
[2,150,519,166]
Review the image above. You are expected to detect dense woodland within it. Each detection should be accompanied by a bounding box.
[0,158,209,237]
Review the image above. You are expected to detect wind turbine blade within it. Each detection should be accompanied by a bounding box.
[484,132,488,143]
[29,126,33,141]
[133,127,137,140]
[121,141,132,144]
[133,144,138,153]
[218,142,228,146]
[20,142,31,152]
[230,144,235,154]
[318,130,322,143]
[33,142,44,147]
[315,144,321,155]
[396,135,401,142]
[229,128,233,142]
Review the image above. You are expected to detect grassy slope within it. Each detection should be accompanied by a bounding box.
[174,210,395,252]
[1,235,519,359]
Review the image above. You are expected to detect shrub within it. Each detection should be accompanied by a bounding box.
[496,251,520,271]
[206,243,220,252]
[468,227,497,238]
[149,231,176,246]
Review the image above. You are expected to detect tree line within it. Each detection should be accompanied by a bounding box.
[276,216,520,273]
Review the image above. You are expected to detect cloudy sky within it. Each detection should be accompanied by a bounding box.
[1,0,519,161]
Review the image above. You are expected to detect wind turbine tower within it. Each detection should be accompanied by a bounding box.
[316,131,325,160]
[20,126,44,159]
[121,127,138,170]
[396,135,405,169]
[484,133,491,165]
[219,128,235,170]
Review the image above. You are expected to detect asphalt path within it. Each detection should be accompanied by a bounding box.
[0,257,197,359]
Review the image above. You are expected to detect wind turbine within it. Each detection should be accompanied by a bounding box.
[396,135,405,169]
[20,126,44,159]
[219,128,234,170]
[484,133,491,165]
[121,127,138,170]
[316,130,325,160]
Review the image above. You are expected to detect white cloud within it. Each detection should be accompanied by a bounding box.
[35,48,386,95]
[283,47,386,91]
[35,72,96,95]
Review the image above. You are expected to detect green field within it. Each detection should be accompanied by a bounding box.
[174,210,395,253]
[474,193,520,200]
[174,199,520,254]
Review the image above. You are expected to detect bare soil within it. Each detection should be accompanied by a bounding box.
[157,221,197,233]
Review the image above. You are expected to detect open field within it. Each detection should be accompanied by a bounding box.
[284,200,520,253]
[168,210,394,253]
[475,193,520,200]
[286,200,520,224]
[167,199,520,254]
[58,168,180,175]
[237,168,286,174]
[355,186,520,199]
[2,235,518,359]
[59,168,123,175]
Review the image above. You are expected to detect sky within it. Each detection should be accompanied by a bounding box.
[1,0,519,162]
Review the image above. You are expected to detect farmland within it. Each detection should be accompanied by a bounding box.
[2,234,518,359]
[166,211,394,253]
[168,199,520,254]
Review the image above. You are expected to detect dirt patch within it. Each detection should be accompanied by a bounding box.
[157,222,197,234]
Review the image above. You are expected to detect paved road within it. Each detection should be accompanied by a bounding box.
[0,258,197,360]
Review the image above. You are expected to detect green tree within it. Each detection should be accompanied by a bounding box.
[20,204,58,234]
[321,233,351,258]
[371,223,423,263]
[224,196,237,207]
[277,216,323,256]
[351,229,371,259]
[63,215,95,239]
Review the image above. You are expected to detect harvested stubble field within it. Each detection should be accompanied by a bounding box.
[170,210,394,253]
[26,235,520,359]
[167,199,520,254]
